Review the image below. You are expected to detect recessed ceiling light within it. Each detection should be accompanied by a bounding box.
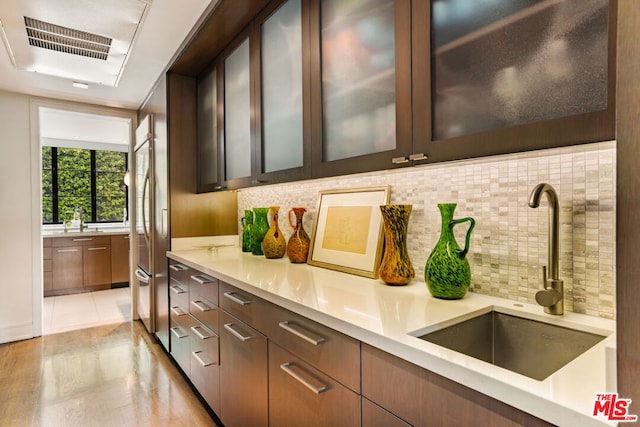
[72,81,89,89]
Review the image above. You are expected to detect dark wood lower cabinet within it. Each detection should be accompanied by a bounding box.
[361,344,552,427]
[83,245,111,286]
[219,310,268,427]
[362,397,411,427]
[268,342,360,427]
[51,246,83,290]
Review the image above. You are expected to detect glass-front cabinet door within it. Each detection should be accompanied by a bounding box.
[413,0,616,163]
[197,67,220,192]
[255,0,309,184]
[311,0,413,177]
[223,37,253,189]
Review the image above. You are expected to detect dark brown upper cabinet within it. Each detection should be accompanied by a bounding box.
[192,0,617,192]
[411,0,617,164]
[309,0,414,178]
[197,0,310,191]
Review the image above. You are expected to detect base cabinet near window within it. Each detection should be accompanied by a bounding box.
[361,344,551,427]
[45,233,129,296]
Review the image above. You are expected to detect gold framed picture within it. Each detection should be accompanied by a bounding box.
[308,186,391,278]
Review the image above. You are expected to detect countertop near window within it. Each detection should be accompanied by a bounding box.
[42,226,130,237]
[167,246,617,427]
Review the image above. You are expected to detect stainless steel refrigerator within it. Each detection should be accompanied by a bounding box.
[134,115,154,333]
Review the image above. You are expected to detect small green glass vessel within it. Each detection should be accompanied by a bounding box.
[425,203,475,299]
[241,209,254,252]
[251,207,270,256]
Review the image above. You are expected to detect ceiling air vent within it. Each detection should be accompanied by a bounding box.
[24,16,111,60]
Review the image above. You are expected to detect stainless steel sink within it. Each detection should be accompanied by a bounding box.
[413,309,607,380]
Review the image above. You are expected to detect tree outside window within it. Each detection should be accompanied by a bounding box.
[42,147,128,224]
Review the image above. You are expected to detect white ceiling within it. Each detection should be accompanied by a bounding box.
[0,0,213,110]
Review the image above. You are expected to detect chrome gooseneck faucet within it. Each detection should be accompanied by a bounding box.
[528,183,563,315]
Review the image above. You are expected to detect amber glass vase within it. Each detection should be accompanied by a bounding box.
[286,207,310,263]
[262,206,286,259]
[378,205,414,286]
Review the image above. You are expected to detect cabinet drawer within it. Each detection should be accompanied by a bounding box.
[170,316,196,377]
[261,303,360,393]
[190,273,218,306]
[169,278,189,312]
[219,281,266,334]
[361,344,551,427]
[52,235,110,247]
[268,342,360,427]
[43,259,52,272]
[190,319,221,414]
[169,262,192,286]
[189,296,219,333]
[362,398,412,427]
[43,247,52,260]
[43,237,52,248]
[219,310,268,427]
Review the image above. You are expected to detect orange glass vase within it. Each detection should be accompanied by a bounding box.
[286,207,310,263]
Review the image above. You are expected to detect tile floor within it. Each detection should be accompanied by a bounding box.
[43,287,132,335]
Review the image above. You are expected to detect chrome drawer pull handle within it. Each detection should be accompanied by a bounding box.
[409,153,428,161]
[391,156,409,164]
[170,306,186,316]
[223,323,252,342]
[280,362,327,395]
[278,321,325,346]
[223,291,251,306]
[56,248,78,253]
[191,300,213,312]
[72,238,92,241]
[87,247,107,251]
[170,285,186,294]
[169,264,189,272]
[191,274,215,284]
[191,325,215,340]
[170,327,187,339]
[192,351,215,367]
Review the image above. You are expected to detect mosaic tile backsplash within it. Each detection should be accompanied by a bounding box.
[237,141,616,320]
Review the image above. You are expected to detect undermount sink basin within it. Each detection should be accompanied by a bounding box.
[412,308,608,381]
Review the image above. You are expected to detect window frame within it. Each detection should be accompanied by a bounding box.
[42,146,129,224]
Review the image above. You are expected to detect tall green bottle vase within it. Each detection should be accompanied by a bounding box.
[241,209,254,252]
[425,203,475,299]
[251,207,270,256]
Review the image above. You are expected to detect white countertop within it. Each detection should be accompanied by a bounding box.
[167,246,617,427]
[43,226,130,237]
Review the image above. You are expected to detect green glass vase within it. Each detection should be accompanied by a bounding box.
[251,207,270,256]
[378,205,414,286]
[241,209,254,252]
[425,203,475,299]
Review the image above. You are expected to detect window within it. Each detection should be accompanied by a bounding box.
[42,147,128,224]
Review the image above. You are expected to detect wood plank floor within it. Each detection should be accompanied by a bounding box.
[0,321,218,427]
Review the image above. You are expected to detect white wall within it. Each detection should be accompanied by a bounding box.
[0,90,37,343]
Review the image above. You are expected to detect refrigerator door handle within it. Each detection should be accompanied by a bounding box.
[141,169,151,247]
[135,268,150,284]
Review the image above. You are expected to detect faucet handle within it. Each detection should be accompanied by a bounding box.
[535,288,561,307]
